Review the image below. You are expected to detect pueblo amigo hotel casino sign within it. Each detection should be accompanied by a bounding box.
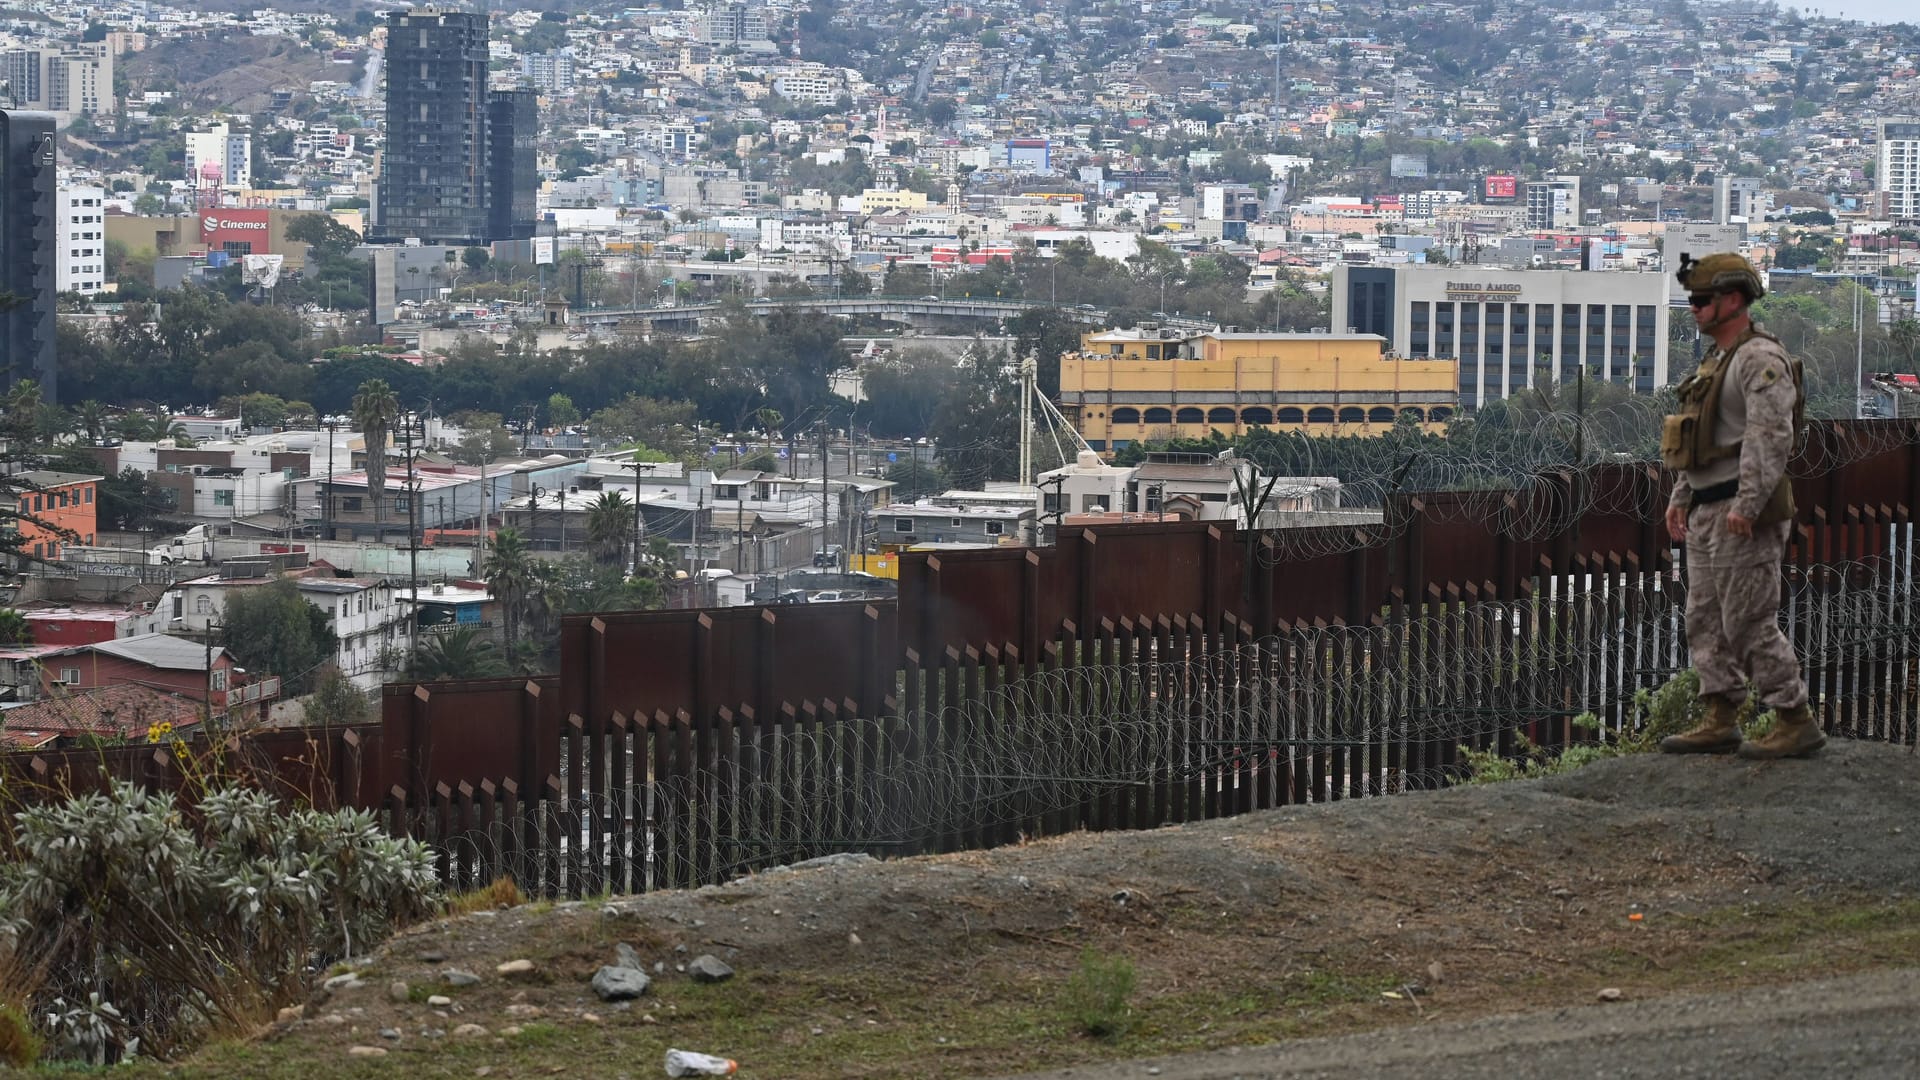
[1443,281,1525,301]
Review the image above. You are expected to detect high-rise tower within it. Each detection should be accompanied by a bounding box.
[375,8,492,245]
[0,111,57,402]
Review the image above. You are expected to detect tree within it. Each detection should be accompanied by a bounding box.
[352,379,400,523]
[886,457,945,500]
[547,392,580,430]
[461,246,491,272]
[410,626,509,680]
[589,395,699,454]
[483,528,535,664]
[285,213,363,260]
[447,411,518,466]
[221,579,338,696]
[303,668,372,725]
[585,491,635,566]
[0,609,31,645]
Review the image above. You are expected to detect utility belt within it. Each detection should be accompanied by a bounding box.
[1688,479,1740,507]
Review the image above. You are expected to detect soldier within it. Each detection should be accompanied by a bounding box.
[1657,252,1821,759]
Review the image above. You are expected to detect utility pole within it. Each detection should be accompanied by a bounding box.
[323,421,337,542]
[404,413,420,667]
[818,421,830,564]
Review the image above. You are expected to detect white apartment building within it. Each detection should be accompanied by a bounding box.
[56,183,106,295]
[4,43,113,117]
[772,73,839,105]
[1881,119,1920,225]
[185,123,252,188]
[159,575,406,690]
[1525,176,1581,231]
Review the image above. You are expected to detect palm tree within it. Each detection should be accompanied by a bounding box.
[411,626,509,680]
[352,379,400,523]
[0,609,31,645]
[482,527,534,661]
[585,491,634,566]
[76,400,108,444]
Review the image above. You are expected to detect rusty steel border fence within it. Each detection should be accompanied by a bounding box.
[6,419,1920,897]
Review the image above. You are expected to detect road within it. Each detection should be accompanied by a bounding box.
[1000,967,1920,1079]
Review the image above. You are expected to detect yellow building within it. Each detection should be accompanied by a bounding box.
[1060,326,1459,450]
[860,188,930,212]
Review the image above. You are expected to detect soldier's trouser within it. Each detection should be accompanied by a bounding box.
[1684,503,1808,710]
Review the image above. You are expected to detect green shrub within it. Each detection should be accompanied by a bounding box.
[0,782,439,1064]
[0,1003,41,1068]
[1063,948,1136,1040]
[1459,670,1766,783]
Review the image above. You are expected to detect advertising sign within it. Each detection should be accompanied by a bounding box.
[201,209,273,251]
[1483,175,1518,201]
[533,236,555,265]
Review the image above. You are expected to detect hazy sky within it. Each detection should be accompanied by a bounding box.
[1808,0,1913,25]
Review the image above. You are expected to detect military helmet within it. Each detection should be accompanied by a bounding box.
[1675,251,1765,301]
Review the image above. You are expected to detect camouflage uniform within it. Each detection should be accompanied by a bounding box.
[1668,334,1807,711]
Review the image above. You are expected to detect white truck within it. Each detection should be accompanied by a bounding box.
[147,525,212,565]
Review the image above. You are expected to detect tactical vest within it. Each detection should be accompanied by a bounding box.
[1660,327,1805,522]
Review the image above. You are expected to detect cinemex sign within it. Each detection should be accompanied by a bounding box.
[1443,281,1524,301]
[200,210,274,252]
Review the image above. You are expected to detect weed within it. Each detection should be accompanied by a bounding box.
[508,1021,563,1047]
[0,1003,43,1068]
[446,875,526,917]
[1062,948,1136,1040]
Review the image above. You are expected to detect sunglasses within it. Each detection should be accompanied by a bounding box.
[1687,293,1721,308]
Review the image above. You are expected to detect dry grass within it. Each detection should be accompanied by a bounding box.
[443,874,528,917]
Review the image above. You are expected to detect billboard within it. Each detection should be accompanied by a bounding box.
[1389,154,1428,179]
[201,209,273,252]
[1483,175,1518,201]
[533,236,555,265]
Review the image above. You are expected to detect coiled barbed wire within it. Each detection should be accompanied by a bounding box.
[423,549,1919,895]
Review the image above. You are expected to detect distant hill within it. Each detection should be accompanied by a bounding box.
[122,33,342,114]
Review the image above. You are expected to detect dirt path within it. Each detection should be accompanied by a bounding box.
[190,740,1920,1078]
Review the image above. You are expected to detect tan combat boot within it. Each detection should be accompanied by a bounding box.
[1736,704,1825,760]
[1659,693,1744,754]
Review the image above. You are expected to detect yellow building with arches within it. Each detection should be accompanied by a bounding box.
[1059,326,1460,451]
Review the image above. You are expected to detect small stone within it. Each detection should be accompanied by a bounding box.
[419,950,448,963]
[1427,961,1445,986]
[504,1003,544,1018]
[1597,987,1624,1002]
[452,1023,489,1038]
[347,1046,387,1057]
[322,973,363,992]
[688,955,734,983]
[641,1013,658,1024]
[1148,1069,1163,1077]
[496,959,536,977]
[615,943,644,970]
[427,995,453,1007]
[388,980,410,1004]
[848,931,863,947]
[474,1068,493,1077]
[276,1005,304,1024]
[811,1026,824,1036]
[581,1012,602,1024]
[320,1013,348,1026]
[442,968,482,987]
[500,1025,522,1037]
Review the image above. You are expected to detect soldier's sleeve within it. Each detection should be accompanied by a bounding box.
[1668,471,1692,510]
[1732,340,1797,521]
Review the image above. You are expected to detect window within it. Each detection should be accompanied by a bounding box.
[84,487,92,504]
[195,596,213,614]
[985,521,1005,535]
[1143,407,1173,425]
[894,518,914,533]
[1242,406,1274,424]
[213,490,234,507]
[342,497,363,512]
[1111,407,1140,424]
[950,517,964,528]
[394,496,410,512]
[212,670,228,691]
[60,667,81,684]
[1176,407,1204,424]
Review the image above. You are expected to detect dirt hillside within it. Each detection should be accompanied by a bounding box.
[178,740,1920,1079]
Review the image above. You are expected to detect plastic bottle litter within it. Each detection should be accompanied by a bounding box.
[665,1048,738,1077]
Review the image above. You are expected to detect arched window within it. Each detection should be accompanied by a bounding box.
[1308,407,1336,424]
[1176,407,1205,424]
[1207,407,1237,425]
[1242,406,1274,424]
[1339,407,1366,424]
[1112,407,1140,425]
[1430,406,1454,422]
[1277,407,1304,424]
[1369,406,1396,424]
[1399,407,1425,422]
[1143,407,1173,425]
